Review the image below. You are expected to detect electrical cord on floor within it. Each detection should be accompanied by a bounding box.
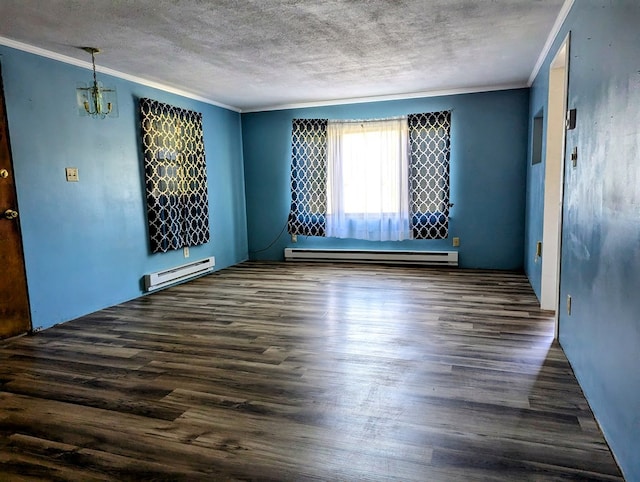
[249,219,289,254]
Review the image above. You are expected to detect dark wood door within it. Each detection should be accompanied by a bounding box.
[0,66,31,338]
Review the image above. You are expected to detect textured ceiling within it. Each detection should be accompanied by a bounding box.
[0,0,565,112]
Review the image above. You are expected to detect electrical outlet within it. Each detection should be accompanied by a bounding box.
[567,295,572,315]
[452,237,460,247]
[291,234,297,243]
[65,167,79,182]
[183,246,190,258]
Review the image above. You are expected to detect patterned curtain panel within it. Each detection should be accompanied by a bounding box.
[140,98,210,253]
[408,111,451,239]
[288,119,328,236]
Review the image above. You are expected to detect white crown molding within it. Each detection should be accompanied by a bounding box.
[241,83,529,114]
[528,0,575,86]
[0,36,241,113]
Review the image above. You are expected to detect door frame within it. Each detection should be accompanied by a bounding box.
[0,62,32,337]
[540,33,570,339]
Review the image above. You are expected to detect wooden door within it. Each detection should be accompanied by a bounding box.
[0,66,31,338]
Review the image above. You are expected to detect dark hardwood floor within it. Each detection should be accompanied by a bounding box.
[0,262,624,481]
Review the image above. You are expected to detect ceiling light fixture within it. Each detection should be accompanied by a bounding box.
[76,47,118,119]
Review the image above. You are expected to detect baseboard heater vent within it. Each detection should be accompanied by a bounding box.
[144,257,215,292]
[284,248,458,267]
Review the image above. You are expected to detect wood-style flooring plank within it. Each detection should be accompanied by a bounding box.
[0,261,624,481]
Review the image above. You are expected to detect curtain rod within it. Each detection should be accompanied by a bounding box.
[328,115,408,124]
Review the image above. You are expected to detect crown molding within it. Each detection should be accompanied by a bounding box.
[528,0,575,86]
[0,36,241,113]
[241,83,528,113]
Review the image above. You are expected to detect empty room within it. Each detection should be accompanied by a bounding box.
[0,1,638,480]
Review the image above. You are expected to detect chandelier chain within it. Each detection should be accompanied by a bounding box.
[91,50,98,87]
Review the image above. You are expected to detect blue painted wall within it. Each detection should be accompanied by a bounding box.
[523,73,549,300]
[525,2,640,479]
[0,45,248,331]
[242,89,529,269]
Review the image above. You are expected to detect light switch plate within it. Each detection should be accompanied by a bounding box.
[65,167,79,182]
[452,237,460,247]
[183,246,190,258]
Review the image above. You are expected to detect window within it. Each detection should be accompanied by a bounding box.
[531,109,544,165]
[326,118,410,240]
[288,111,451,241]
[140,98,210,253]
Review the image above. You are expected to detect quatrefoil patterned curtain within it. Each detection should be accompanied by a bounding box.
[408,111,451,239]
[140,98,210,253]
[288,118,328,236]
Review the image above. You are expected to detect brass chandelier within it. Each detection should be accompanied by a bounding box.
[76,47,118,119]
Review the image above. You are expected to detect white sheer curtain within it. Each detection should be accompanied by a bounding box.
[326,117,410,241]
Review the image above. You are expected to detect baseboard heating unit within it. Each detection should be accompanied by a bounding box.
[144,257,215,292]
[284,248,458,267]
